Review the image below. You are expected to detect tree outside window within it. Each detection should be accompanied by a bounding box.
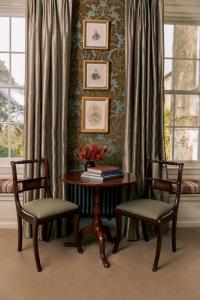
[0,17,25,158]
[164,24,200,161]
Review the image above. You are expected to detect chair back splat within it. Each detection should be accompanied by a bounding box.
[145,159,184,209]
[11,159,52,207]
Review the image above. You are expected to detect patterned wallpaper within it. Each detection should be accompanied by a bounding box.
[68,0,125,170]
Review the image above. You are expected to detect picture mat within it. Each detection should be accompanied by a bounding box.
[86,22,107,48]
[85,100,106,130]
[86,63,107,88]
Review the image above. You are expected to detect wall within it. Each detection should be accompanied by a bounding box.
[67,0,125,170]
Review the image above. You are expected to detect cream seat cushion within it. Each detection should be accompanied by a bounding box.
[116,199,173,220]
[22,198,78,219]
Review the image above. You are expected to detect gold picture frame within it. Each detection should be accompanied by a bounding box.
[81,96,109,133]
[83,20,109,50]
[83,60,109,90]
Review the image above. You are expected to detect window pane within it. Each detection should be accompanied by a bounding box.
[164,94,173,126]
[164,59,173,90]
[0,53,9,70]
[0,124,8,157]
[0,53,10,84]
[175,95,199,126]
[10,124,24,157]
[174,60,199,90]
[174,129,198,160]
[0,17,9,51]
[11,54,25,86]
[165,127,173,160]
[11,18,25,52]
[0,89,9,122]
[174,25,200,59]
[0,17,25,159]
[164,25,174,58]
[10,89,24,122]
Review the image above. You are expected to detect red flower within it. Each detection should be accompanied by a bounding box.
[76,144,108,161]
[91,144,98,152]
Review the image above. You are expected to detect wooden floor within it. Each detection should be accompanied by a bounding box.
[0,228,200,300]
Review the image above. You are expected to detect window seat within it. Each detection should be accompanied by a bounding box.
[0,179,14,193]
[181,180,200,194]
[0,178,22,229]
[0,178,200,194]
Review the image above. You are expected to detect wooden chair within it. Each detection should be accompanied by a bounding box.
[11,158,83,272]
[112,159,184,272]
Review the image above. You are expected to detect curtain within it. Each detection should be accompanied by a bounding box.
[124,0,165,239]
[25,0,73,237]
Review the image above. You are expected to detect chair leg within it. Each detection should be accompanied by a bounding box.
[17,215,23,252]
[73,213,83,254]
[33,222,42,272]
[152,224,162,272]
[172,216,177,252]
[141,221,149,242]
[112,212,122,253]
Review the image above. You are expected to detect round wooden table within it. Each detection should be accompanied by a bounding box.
[61,171,136,268]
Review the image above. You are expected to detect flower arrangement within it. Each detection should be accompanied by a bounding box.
[77,144,108,161]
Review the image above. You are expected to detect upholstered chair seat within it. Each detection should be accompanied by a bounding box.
[116,199,173,220]
[23,198,79,219]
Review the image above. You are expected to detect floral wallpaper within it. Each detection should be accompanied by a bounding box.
[68,0,125,170]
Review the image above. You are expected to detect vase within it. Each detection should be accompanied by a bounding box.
[85,160,95,171]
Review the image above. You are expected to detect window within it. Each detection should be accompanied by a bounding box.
[0,16,25,158]
[164,24,200,161]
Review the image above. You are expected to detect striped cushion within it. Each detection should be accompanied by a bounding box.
[181,180,200,194]
[0,179,14,193]
[1,179,200,194]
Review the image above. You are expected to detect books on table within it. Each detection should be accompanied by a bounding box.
[81,165,124,181]
[87,165,120,174]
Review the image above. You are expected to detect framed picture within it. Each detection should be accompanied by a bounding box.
[83,60,109,90]
[81,96,109,133]
[83,20,109,50]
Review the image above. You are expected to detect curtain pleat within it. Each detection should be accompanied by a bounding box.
[24,0,72,238]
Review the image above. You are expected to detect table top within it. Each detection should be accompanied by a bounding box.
[61,171,136,188]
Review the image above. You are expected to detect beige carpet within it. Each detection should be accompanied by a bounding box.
[0,228,200,300]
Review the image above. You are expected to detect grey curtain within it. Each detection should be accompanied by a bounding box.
[124,0,165,238]
[24,0,73,236]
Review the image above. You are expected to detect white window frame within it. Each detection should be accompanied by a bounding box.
[164,22,200,168]
[0,2,25,172]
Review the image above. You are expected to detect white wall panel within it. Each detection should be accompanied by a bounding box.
[0,0,25,16]
[165,0,200,23]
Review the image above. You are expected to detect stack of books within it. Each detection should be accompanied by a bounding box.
[81,165,124,181]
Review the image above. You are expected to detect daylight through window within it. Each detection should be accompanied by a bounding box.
[0,16,25,158]
[164,24,200,161]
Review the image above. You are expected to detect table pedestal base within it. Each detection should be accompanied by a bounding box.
[61,172,136,268]
[80,187,115,268]
[80,223,115,268]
